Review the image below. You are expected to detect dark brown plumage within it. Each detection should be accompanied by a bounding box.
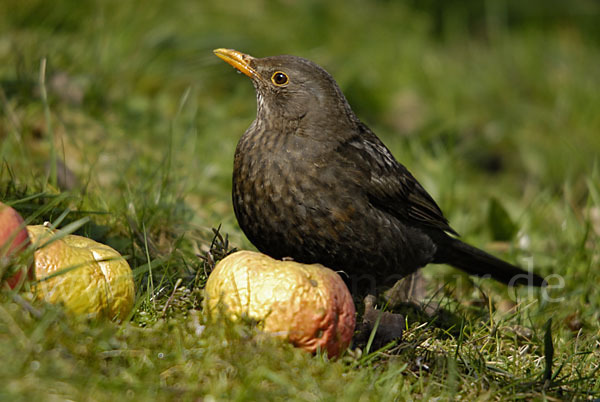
[214,48,546,293]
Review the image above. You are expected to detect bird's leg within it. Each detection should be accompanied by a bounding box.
[384,271,439,316]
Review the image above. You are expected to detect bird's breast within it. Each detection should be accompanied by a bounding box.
[233,128,320,225]
[232,125,350,254]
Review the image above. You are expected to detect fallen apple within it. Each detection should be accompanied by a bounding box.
[0,201,33,289]
[27,224,135,321]
[204,250,356,357]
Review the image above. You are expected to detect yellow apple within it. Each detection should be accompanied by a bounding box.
[27,224,135,321]
[205,250,356,357]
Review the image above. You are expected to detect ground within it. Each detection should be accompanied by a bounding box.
[1,0,599,400]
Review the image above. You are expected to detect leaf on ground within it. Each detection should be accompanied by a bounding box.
[488,197,518,241]
[543,318,554,384]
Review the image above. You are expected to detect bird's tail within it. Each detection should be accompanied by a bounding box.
[436,238,546,286]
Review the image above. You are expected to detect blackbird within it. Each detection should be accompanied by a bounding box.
[214,48,545,293]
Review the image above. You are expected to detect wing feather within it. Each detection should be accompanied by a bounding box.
[337,124,458,236]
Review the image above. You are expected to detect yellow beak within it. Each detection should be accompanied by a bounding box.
[213,48,258,79]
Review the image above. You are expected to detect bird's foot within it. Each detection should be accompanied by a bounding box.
[354,295,404,350]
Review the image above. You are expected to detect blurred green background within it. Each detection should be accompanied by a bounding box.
[3,0,599,239]
[2,1,599,189]
[2,0,599,258]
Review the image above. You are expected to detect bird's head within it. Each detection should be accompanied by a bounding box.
[214,48,355,127]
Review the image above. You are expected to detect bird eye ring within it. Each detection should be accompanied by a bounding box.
[271,71,289,86]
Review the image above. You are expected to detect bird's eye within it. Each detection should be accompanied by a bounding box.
[271,71,289,86]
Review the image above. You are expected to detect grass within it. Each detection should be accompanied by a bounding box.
[1,0,600,400]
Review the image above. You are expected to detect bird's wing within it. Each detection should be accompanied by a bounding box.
[338,124,458,236]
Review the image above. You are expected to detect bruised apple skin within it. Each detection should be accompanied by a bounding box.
[0,202,33,289]
[27,224,135,321]
[204,250,356,357]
